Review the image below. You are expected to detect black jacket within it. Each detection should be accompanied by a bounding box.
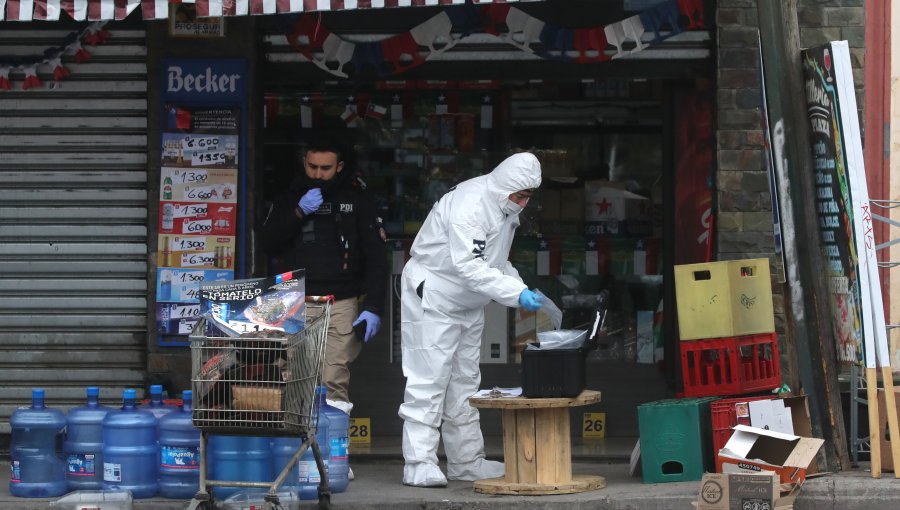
[261,171,386,316]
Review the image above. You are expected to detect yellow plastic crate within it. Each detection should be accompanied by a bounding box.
[674,258,774,340]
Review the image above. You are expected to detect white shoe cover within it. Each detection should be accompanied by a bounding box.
[446,458,504,481]
[402,462,448,487]
[326,398,353,415]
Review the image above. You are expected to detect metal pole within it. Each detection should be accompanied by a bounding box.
[756,0,850,471]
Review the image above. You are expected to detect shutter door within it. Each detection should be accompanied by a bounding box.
[0,26,148,431]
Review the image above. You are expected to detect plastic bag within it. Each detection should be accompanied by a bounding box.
[534,288,562,330]
[528,329,588,350]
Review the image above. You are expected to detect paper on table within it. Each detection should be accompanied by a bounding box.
[472,387,523,398]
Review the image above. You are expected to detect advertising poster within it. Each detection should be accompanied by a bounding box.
[157,59,246,346]
[801,44,864,365]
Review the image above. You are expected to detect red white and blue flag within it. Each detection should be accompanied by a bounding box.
[3,0,534,21]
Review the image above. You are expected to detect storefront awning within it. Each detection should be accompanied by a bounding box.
[1,0,537,22]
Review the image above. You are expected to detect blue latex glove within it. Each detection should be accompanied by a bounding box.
[297,188,323,215]
[518,289,543,311]
[352,311,381,343]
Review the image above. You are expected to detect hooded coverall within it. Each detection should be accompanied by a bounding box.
[397,153,542,486]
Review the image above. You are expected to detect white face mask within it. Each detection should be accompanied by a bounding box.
[501,199,525,215]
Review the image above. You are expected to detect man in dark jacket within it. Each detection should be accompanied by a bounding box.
[262,138,386,418]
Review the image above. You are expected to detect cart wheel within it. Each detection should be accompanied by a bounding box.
[317,490,331,510]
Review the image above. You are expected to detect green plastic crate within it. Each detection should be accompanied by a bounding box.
[638,397,718,484]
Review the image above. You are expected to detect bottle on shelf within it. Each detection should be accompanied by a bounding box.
[9,388,67,498]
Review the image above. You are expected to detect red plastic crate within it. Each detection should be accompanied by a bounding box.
[709,395,774,459]
[680,332,781,398]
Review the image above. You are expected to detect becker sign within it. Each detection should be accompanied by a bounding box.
[162,59,245,101]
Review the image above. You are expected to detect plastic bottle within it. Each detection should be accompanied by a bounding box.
[64,387,113,491]
[221,489,300,510]
[272,417,328,499]
[143,384,177,421]
[9,388,67,498]
[208,435,272,499]
[102,389,158,498]
[48,489,133,510]
[317,386,349,493]
[158,390,200,499]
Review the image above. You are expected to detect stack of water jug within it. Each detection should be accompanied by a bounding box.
[9,384,350,503]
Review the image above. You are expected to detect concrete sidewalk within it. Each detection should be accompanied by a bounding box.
[3,459,900,510]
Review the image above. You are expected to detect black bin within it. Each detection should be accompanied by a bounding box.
[521,347,586,398]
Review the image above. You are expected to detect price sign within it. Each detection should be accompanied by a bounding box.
[582,412,606,439]
[174,203,209,218]
[181,251,215,267]
[182,136,220,150]
[190,149,228,166]
[171,304,200,319]
[176,169,209,184]
[349,418,371,446]
[179,286,201,302]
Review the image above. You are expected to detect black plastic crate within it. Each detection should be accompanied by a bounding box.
[521,347,586,398]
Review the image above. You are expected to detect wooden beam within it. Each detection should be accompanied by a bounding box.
[755,0,850,472]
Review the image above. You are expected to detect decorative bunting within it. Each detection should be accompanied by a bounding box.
[286,0,702,80]
[3,0,535,22]
[0,67,12,91]
[21,65,44,90]
[0,22,109,91]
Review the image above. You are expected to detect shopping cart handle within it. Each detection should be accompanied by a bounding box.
[306,295,334,304]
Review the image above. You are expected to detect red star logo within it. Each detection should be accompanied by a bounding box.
[596,198,612,215]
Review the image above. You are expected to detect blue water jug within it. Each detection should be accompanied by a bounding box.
[9,388,67,498]
[143,384,176,421]
[158,390,200,499]
[64,387,112,490]
[273,417,328,500]
[102,389,158,498]
[208,435,272,499]
[317,386,349,493]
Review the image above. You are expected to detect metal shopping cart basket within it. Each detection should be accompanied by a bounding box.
[186,296,333,510]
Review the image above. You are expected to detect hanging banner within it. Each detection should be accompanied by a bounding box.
[157,59,246,347]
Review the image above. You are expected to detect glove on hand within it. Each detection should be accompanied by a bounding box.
[518,289,543,311]
[297,188,323,215]
[352,310,381,343]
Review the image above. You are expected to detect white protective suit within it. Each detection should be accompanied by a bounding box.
[398,153,542,487]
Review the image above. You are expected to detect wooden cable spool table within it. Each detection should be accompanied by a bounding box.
[468,389,605,495]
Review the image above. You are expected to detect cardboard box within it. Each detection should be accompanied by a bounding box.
[716,425,824,484]
[695,473,800,510]
[675,258,775,340]
[584,181,649,222]
[232,385,283,411]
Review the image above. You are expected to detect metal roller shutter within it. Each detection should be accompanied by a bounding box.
[0,26,148,433]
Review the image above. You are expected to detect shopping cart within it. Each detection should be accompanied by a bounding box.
[186,296,333,510]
